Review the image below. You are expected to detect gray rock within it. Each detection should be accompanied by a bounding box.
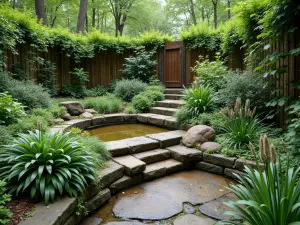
[164,117,179,129]
[167,145,202,163]
[18,197,76,225]
[85,189,111,212]
[61,113,71,121]
[146,132,181,148]
[123,114,138,122]
[201,142,222,153]
[203,154,236,168]
[182,125,216,147]
[59,101,84,116]
[103,114,124,123]
[194,162,224,175]
[110,175,142,194]
[133,149,170,164]
[80,112,94,118]
[113,155,146,176]
[85,108,97,114]
[173,214,216,225]
[92,116,105,126]
[183,203,196,214]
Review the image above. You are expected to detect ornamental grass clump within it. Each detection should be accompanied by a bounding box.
[220,136,300,225]
[0,130,96,205]
[219,97,269,149]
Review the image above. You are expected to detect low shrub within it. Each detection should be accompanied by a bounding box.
[48,105,67,118]
[0,72,51,109]
[124,105,137,114]
[132,94,154,113]
[8,114,49,134]
[82,95,123,114]
[175,107,192,125]
[148,77,163,86]
[218,70,268,111]
[183,84,216,117]
[287,109,300,153]
[140,90,164,101]
[0,130,96,205]
[114,79,147,102]
[0,92,26,126]
[0,126,13,146]
[29,108,55,125]
[122,48,157,83]
[147,85,165,93]
[0,180,12,225]
[192,54,228,91]
[62,68,89,98]
[87,85,107,97]
[219,98,269,149]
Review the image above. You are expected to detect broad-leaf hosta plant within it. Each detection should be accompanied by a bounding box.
[0,130,96,205]
[183,83,216,117]
[219,136,300,225]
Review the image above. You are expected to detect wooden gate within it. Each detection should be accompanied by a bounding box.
[163,41,184,88]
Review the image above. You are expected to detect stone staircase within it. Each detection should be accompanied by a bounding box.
[150,88,185,117]
[105,130,202,194]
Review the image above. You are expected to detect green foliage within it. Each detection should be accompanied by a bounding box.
[183,84,216,117]
[87,85,107,97]
[82,95,123,114]
[148,77,164,87]
[219,70,268,111]
[132,94,155,113]
[0,126,13,146]
[219,98,269,149]
[140,90,164,101]
[146,85,165,93]
[29,108,55,126]
[38,60,57,96]
[48,105,67,118]
[220,161,300,225]
[192,54,228,91]
[0,180,12,225]
[0,130,96,205]
[122,48,157,83]
[114,79,147,102]
[0,71,51,109]
[174,106,192,125]
[287,109,300,153]
[62,68,89,98]
[180,24,221,51]
[0,92,26,126]
[124,105,137,114]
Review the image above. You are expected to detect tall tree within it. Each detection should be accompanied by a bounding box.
[77,0,88,33]
[211,0,218,28]
[227,0,231,19]
[109,0,135,37]
[35,0,47,25]
[92,0,96,28]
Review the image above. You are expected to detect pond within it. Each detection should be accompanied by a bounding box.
[88,124,170,142]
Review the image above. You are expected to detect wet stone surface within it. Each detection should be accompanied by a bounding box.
[183,203,196,214]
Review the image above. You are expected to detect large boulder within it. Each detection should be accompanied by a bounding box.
[59,101,84,116]
[182,125,215,148]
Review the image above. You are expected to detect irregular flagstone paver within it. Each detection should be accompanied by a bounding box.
[133,149,170,164]
[124,137,160,154]
[199,193,239,221]
[112,170,231,220]
[146,132,181,148]
[110,175,142,194]
[19,197,76,225]
[167,145,202,162]
[183,203,196,214]
[113,155,146,176]
[173,214,216,225]
[106,141,130,157]
[142,162,167,181]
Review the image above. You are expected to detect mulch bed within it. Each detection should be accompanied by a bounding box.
[6,197,35,225]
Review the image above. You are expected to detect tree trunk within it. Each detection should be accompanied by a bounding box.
[77,0,88,33]
[201,7,205,22]
[85,13,89,32]
[92,0,96,28]
[212,0,218,28]
[35,0,47,25]
[12,0,16,9]
[189,0,197,25]
[228,0,231,20]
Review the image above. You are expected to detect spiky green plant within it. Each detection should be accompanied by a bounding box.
[0,130,96,205]
[219,136,300,225]
[183,83,216,116]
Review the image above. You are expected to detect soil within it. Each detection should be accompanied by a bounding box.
[6,197,35,225]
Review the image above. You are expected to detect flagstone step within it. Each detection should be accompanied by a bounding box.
[155,99,185,108]
[164,88,184,95]
[164,94,185,100]
[113,155,146,176]
[150,107,178,116]
[166,145,203,163]
[133,149,171,164]
[146,131,182,148]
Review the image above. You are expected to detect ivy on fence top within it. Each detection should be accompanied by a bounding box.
[0,6,173,62]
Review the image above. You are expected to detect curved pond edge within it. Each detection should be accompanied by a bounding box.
[19,113,262,225]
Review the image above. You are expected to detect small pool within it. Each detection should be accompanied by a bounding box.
[88,124,170,142]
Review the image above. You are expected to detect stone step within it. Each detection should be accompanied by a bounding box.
[146,131,182,148]
[155,100,185,109]
[142,158,185,181]
[167,145,203,163]
[113,155,146,176]
[164,94,185,100]
[150,107,178,116]
[109,175,142,194]
[164,88,184,95]
[133,149,171,164]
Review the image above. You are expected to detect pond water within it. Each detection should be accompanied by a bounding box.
[88,124,170,142]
